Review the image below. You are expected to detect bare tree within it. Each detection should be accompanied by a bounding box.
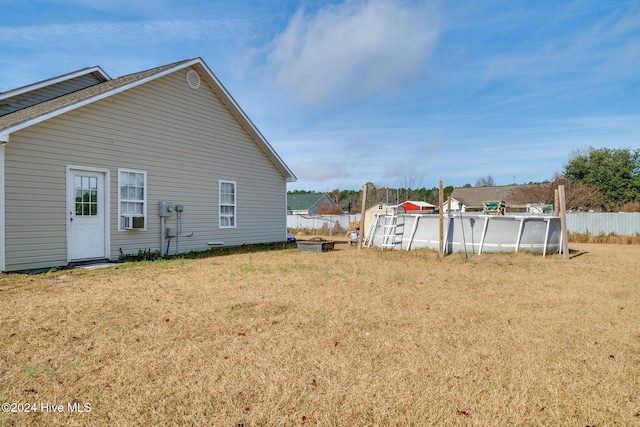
[512,173,605,211]
[362,182,391,209]
[510,183,554,205]
[475,175,495,187]
[397,168,424,201]
[329,188,341,204]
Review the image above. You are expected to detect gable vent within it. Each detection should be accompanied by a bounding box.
[186,69,201,89]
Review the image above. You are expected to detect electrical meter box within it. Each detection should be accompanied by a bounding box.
[159,201,174,217]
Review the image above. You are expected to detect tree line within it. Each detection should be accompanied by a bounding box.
[514,147,640,211]
[289,147,640,213]
[288,184,458,214]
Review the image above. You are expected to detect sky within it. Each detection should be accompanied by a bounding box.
[1,0,639,192]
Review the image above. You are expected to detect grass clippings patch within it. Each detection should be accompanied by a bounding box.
[0,242,639,426]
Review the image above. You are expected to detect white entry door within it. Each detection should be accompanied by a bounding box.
[67,168,108,261]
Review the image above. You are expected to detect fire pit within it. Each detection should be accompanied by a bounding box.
[296,238,335,252]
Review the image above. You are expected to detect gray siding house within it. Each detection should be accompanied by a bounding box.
[0,58,296,271]
[286,193,340,215]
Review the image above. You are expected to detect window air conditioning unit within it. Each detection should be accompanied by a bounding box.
[122,216,145,229]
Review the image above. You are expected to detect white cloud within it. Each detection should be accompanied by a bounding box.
[420,139,441,154]
[266,0,439,104]
[0,19,245,48]
[60,0,171,14]
[381,159,422,181]
[481,5,640,83]
[293,160,350,182]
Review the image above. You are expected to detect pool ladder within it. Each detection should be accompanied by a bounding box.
[381,206,399,250]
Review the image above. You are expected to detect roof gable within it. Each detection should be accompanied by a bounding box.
[0,58,295,182]
[450,185,530,207]
[401,201,436,210]
[287,193,327,211]
[0,60,191,135]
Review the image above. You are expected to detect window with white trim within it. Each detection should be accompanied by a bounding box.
[118,169,147,231]
[219,180,236,228]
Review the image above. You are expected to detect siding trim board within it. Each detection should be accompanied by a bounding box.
[0,144,4,271]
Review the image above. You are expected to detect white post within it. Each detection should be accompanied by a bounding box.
[357,184,368,249]
[559,185,569,260]
[478,216,489,255]
[406,216,420,251]
[439,181,444,256]
[515,218,525,252]
[543,218,551,258]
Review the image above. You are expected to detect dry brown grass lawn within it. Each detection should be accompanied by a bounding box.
[1,241,639,426]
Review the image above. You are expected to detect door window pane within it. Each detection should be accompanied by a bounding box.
[75,174,99,217]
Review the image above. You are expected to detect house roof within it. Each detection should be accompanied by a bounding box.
[287,193,331,211]
[0,65,111,102]
[450,185,529,208]
[0,60,186,133]
[401,201,436,209]
[0,58,296,182]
